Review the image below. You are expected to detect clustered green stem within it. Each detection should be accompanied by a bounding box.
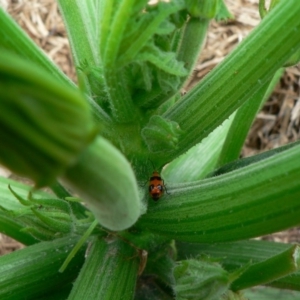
[1,0,300,299]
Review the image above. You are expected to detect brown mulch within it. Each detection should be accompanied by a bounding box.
[7,0,76,80]
[1,0,300,254]
[0,235,24,256]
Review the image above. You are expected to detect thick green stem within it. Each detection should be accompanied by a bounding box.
[211,139,300,176]
[162,0,300,164]
[177,17,209,87]
[217,68,283,166]
[137,144,300,243]
[0,236,85,299]
[67,237,138,300]
[104,69,139,122]
[57,0,99,68]
[103,0,135,67]
[57,0,114,127]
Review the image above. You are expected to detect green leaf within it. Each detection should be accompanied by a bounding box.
[0,236,85,299]
[20,226,59,242]
[0,177,94,244]
[173,257,231,300]
[142,115,183,153]
[136,44,187,77]
[30,208,71,234]
[0,177,50,211]
[163,113,235,183]
[134,14,208,108]
[68,236,138,300]
[117,0,185,67]
[99,0,187,122]
[50,181,88,219]
[0,177,57,244]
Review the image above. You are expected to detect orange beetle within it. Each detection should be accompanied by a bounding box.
[148,171,166,201]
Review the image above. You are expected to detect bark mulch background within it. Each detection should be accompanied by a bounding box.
[1,0,300,255]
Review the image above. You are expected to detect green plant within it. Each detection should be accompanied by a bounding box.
[1,0,300,299]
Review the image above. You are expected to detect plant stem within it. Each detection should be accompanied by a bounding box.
[163,0,300,164]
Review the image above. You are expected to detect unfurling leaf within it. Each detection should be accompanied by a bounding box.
[173,256,231,300]
[142,115,183,153]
